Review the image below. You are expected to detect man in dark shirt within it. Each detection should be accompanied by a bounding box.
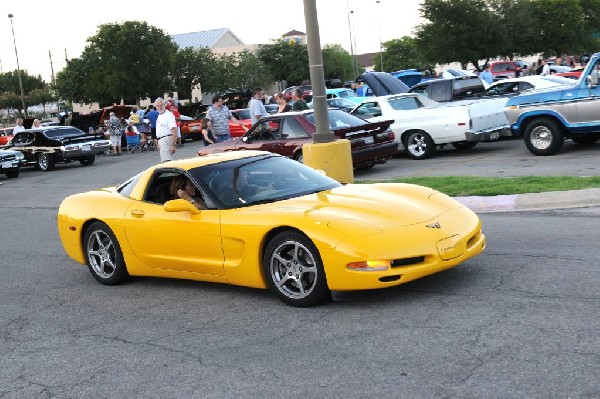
[291,88,309,111]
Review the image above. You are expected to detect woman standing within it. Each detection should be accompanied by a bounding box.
[276,93,292,113]
[107,112,122,155]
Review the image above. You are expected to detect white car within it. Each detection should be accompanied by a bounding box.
[350,93,510,160]
[486,75,574,95]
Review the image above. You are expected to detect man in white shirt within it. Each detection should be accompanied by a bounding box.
[12,118,25,134]
[540,60,551,76]
[154,97,177,162]
[249,87,268,125]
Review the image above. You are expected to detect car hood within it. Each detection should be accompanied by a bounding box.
[358,72,409,96]
[257,183,462,231]
[198,138,243,154]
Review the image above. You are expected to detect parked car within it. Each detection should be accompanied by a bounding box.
[489,60,529,81]
[197,109,397,169]
[5,126,110,171]
[408,76,488,102]
[555,68,585,80]
[350,93,510,160]
[506,51,600,155]
[0,148,24,178]
[180,115,203,141]
[485,75,575,95]
[307,97,357,112]
[0,127,14,145]
[325,88,369,105]
[57,150,485,307]
[229,109,254,137]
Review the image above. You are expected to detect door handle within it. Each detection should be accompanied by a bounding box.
[130,209,145,218]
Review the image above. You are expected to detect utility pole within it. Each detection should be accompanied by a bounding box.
[49,49,55,84]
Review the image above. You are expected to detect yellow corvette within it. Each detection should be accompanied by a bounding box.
[57,151,485,307]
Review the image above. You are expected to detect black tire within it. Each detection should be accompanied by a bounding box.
[571,136,599,145]
[5,170,19,178]
[404,131,435,160]
[294,151,304,163]
[451,141,478,150]
[37,153,55,171]
[523,118,564,156]
[262,231,330,307]
[83,221,129,285]
[79,155,95,166]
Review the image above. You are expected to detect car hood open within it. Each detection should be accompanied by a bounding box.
[358,72,409,97]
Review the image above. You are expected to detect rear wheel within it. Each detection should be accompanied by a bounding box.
[80,155,95,166]
[263,231,330,307]
[83,222,129,285]
[404,131,435,160]
[5,170,19,178]
[524,118,564,156]
[37,153,55,171]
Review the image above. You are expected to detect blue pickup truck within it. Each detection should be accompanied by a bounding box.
[505,52,600,155]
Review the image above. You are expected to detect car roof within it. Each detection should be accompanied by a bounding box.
[489,75,574,85]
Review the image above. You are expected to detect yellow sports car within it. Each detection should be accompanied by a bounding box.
[57,151,485,307]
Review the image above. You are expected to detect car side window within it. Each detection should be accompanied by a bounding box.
[13,132,34,145]
[388,97,422,111]
[352,102,380,118]
[281,117,309,139]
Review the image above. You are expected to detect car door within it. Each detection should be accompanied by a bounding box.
[123,170,225,276]
[575,60,600,124]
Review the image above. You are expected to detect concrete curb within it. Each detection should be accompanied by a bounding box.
[454,188,600,212]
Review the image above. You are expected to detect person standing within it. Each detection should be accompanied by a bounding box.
[12,117,25,134]
[205,95,244,142]
[275,93,292,113]
[291,88,309,111]
[65,112,73,126]
[540,60,551,76]
[249,87,268,124]
[166,100,183,147]
[145,104,159,149]
[107,112,122,155]
[154,97,177,162]
[479,66,493,85]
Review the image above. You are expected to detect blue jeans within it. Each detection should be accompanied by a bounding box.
[215,133,231,142]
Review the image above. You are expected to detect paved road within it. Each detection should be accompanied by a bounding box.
[1,138,599,397]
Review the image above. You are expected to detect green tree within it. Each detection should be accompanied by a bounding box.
[321,44,354,81]
[55,21,177,105]
[257,40,310,85]
[415,0,504,70]
[206,52,272,94]
[378,36,433,72]
[0,92,24,115]
[532,0,585,57]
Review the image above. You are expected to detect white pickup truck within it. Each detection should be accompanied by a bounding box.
[349,93,511,159]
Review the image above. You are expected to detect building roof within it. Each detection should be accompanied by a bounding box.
[356,52,378,68]
[171,28,244,49]
[282,29,306,37]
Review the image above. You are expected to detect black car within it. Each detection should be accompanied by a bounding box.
[6,126,110,171]
[0,149,24,178]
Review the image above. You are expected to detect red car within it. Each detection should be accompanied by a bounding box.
[555,68,584,80]
[198,109,397,169]
[0,127,15,145]
[283,85,313,102]
[229,109,253,137]
[489,60,529,81]
[180,115,203,141]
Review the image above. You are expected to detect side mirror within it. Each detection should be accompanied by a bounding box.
[164,199,201,215]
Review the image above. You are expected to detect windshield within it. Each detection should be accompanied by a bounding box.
[44,127,86,139]
[189,154,341,209]
[304,109,368,130]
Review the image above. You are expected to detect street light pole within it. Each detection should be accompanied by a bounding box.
[8,13,27,118]
[346,1,357,79]
[376,0,384,71]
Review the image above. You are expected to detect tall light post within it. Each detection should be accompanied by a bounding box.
[346,2,358,79]
[376,1,384,71]
[8,13,27,117]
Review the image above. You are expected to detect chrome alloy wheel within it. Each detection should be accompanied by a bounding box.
[407,133,428,157]
[86,229,117,279]
[268,240,318,300]
[530,125,553,150]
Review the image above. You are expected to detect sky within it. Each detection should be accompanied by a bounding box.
[0,0,423,83]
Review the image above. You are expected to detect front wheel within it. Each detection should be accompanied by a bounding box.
[83,222,129,285]
[404,131,435,160]
[263,231,330,307]
[37,153,56,171]
[524,118,564,156]
[80,155,95,166]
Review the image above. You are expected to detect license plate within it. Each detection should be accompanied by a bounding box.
[82,145,91,151]
[191,126,200,131]
[1,161,12,168]
[490,132,500,140]
[364,136,374,144]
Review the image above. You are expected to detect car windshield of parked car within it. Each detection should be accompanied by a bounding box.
[336,89,358,98]
[235,109,251,120]
[304,109,367,130]
[44,128,86,139]
[189,154,341,209]
[328,98,356,108]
